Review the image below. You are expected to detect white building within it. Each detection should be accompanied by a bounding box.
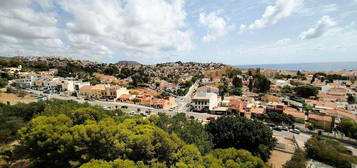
[74,81,90,91]
[347,104,357,115]
[192,92,218,111]
[15,76,37,88]
[275,80,291,87]
[321,84,346,93]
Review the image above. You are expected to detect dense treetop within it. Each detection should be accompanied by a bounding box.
[0,99,268,168]
[205,116,276,161]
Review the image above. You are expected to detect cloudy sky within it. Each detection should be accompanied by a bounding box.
[0,0,356,65]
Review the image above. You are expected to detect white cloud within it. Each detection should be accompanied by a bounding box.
[59,0,192,53]
[0,0,58,40]
[299,16,336,40]
[0,0,30,9]
[276,38,291,45]
[321,4,337,13]
[198,11,233,42]
[240,0,302,30]
[0,0,193,60]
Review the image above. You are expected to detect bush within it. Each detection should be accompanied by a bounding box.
[256,111,295,125]
[305,136,357,168]
[337,118,357,139]
[0,78,8,88]
[283,149,307,168]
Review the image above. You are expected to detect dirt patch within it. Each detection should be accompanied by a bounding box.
[268,150,293,168]
[0,92,36,105]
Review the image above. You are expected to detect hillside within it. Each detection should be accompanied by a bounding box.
[116,60,141,66]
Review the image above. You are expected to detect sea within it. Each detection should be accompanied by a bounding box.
[236,62,357,72]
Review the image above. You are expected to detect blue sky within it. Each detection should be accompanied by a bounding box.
[0,0,356,65]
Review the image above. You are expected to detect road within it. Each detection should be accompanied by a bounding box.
[27,87,218,122]
[273,130,357,156]
[175,81,199,112]
[273,130,311,148]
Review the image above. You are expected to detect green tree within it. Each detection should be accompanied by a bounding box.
[337,118,357,139]
[232,76,243,88]
[281,85,293,95]
[0,78,8,88]
[89,77,101,85]
[283,149,307,168]
[250,74,271,93]
[347,94,356,104]
[0,101,46,143]
[103,65,119,76]
[248,78,254,92]
[150,113,213,154]
[226,67,241,78]
[294,85,319,98]
[256,111,295,125]
[205,116,276,161]
[80,148,267,168]
[16,116,184,168]
[230,88,243,96]
[218,83,228,100]
[305,136,357,168]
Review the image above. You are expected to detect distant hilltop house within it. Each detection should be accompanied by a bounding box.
[3,65,22,73]
[196,85,219,94]
[116,60,141,66]
[79,84,129,100]
[14,75,90,95]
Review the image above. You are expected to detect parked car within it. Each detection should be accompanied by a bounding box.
[121,106,128,109]
[267,123,275,127]
[289,129,300,134]
[273,126,283,131]
[206,116,215,120]
[282,126,289,131]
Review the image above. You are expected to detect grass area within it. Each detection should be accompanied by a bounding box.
[268,150,293,168]
[284,136,357,168]
[0,92,36,105]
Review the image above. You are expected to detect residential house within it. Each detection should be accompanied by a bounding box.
[250,107,265,118]
[151,99,169,109]
[197,86,219,94]
[15,76,37,88]
[74,81,90,91]
[347,104,357,115]
[91,84,107,99]
[59,80,75,93]
[94,73,117,84]
[327,87,348,96]
[305,99,337,110]
[308,114,332,131]
[101,86,129,100]
[159,81,178,92]
[79,85,93,98]
[275,79,291,87]
[228,98,246,116]
[317,93,347,102]
[321,109,357,122]
[118,94,132,102]
[284,107,305,123]
[266,105,285,113]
